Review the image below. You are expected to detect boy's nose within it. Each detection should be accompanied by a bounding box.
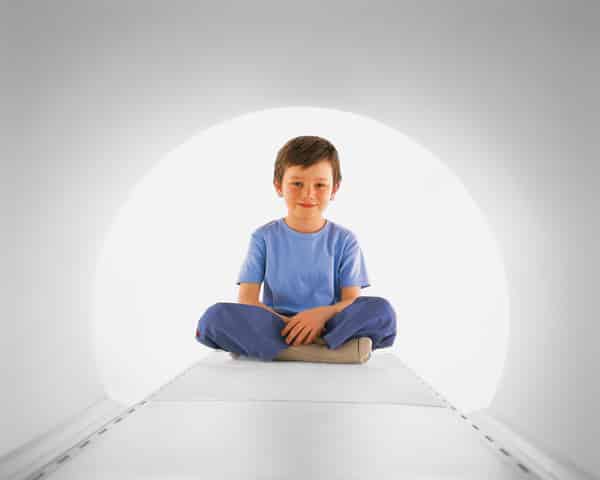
[302,186,318,197]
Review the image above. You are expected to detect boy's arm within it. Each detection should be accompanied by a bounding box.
[255,302,290,322]
[319,286,362,324]
[316,299,356,324]
[238,282,289,322]
[292,286,361,326]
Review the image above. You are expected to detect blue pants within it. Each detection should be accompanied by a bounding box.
[195,296,397,362]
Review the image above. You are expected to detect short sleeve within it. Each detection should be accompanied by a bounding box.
[236,232,266,285]
[339,233,370,288]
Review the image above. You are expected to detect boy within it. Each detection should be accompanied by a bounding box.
[195,136,397,363]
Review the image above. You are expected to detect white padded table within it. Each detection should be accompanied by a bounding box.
[152,349,445,405]
[33,352,539,479]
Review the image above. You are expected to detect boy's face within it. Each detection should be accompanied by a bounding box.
[274,159,340,221]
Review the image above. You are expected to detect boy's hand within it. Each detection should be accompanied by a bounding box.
[281,307,330,346]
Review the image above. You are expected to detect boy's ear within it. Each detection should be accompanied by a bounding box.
[331,182,340,199]
[274,181,282,196]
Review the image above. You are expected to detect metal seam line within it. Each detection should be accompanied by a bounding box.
[401,361,534,477]
[24,360,201,480]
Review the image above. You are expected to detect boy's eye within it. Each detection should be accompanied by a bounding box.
[291,182,327,187]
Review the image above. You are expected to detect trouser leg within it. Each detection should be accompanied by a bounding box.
[195,297,396,362]
[322,296,397,351]
[195,302,289,361]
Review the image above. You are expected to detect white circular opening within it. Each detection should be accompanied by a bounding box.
[93,106,509,412]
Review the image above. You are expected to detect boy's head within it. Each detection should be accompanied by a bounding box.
[273,136,342,220]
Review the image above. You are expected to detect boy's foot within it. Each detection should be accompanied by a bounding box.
[230,352,241,359]
[273,337,372,364]
[358,337,373,363]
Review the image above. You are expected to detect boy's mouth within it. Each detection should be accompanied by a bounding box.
[299,204,316,208]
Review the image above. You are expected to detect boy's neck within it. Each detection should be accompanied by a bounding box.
[283,215,328,234]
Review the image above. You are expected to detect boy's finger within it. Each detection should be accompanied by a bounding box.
[293,332,306,346]
[284,328,295,343]
[286,325,304,344]
[301,330,312,345]
[282,319,298,336]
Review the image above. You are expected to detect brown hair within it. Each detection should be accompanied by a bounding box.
[273,136,342,187]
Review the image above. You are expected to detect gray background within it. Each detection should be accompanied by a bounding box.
[2,1,598,478]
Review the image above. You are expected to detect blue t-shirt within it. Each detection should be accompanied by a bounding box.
[236,217,370,315]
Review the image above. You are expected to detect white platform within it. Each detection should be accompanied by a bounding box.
[26,352,539,479]
[152,349,445,405]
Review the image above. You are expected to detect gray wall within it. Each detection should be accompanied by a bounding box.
[2,1,598,477]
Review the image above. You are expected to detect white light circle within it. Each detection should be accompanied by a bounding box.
[92,106,509,412]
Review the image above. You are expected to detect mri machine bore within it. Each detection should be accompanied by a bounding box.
[2,2,597,480]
